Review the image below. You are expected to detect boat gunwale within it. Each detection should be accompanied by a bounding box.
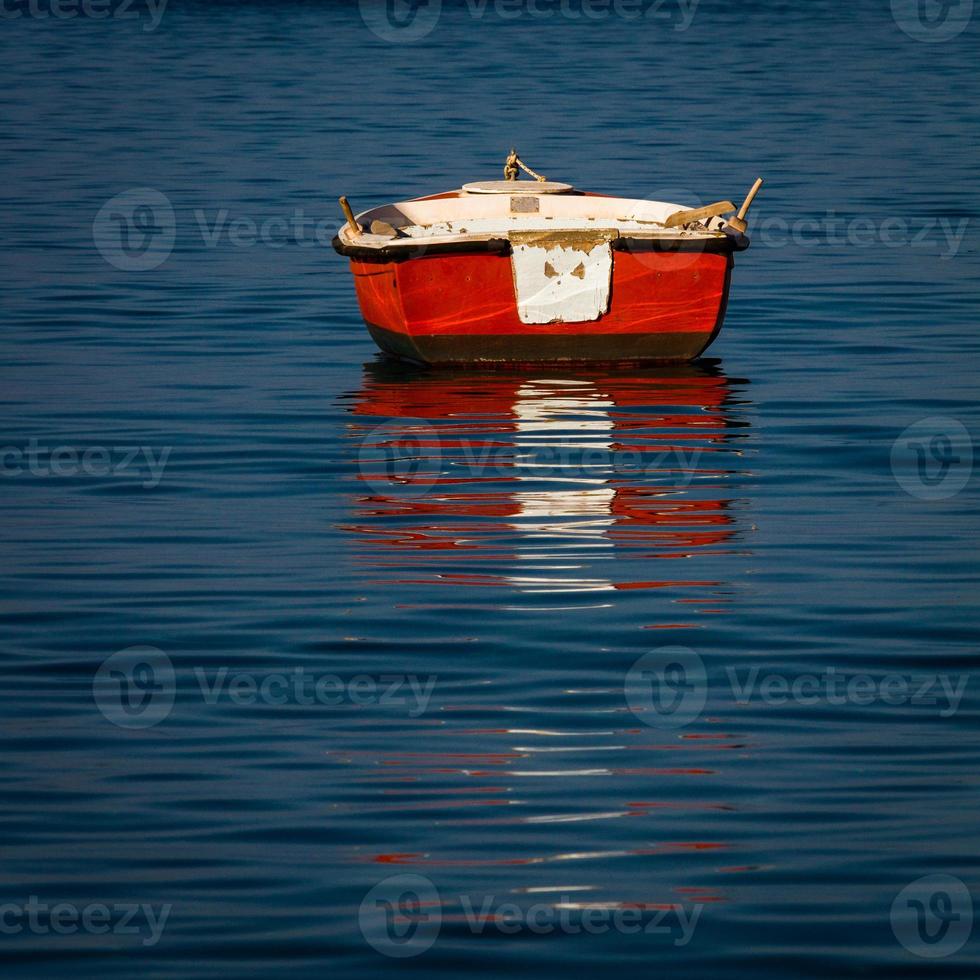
[332,231,747,262]
[333,187,752,260]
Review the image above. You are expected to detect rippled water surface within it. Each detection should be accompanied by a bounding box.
[2,2,979,977]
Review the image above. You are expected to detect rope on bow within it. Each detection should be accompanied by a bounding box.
[504,148,547,182]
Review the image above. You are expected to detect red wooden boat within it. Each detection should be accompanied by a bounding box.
[333,152,763,366]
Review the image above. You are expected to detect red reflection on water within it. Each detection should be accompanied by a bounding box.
[368,842,727,868]
[342,362,749,894]
[343,361,750,601]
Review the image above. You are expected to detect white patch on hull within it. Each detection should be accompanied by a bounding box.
[510,236,613,324]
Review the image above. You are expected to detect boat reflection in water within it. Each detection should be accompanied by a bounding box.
[343,359,751,608]
[339,361,754,912]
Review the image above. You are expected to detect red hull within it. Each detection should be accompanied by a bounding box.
[348,249,734,365]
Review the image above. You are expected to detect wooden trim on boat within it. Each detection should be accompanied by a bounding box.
[332,236,512,262]
[332,231,747,262]
[613,232,749,254]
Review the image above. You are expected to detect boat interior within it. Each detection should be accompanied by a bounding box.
[340,181,733,251]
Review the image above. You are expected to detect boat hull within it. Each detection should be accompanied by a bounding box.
[347,247,734,366]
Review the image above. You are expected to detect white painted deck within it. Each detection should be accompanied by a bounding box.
[339,189,728,250]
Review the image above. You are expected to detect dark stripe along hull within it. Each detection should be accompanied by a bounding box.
[367,323,718,366]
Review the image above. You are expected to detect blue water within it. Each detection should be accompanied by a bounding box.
[2,2,979,976]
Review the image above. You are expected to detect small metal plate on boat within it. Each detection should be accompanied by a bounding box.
[462,180,574,195]
[510,196,539,213]
[509,230,613,325]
